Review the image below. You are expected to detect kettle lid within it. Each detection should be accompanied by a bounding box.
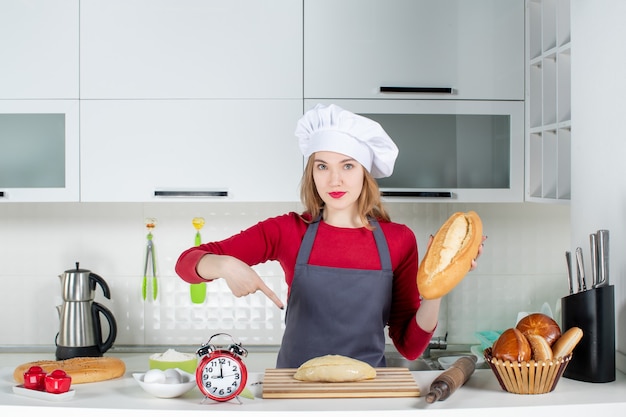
[64,262,90,273]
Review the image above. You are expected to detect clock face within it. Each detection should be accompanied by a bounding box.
[196,352,248,401]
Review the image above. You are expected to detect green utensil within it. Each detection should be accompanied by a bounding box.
[142,218,158,301]
[142,275,147,300]
[190,217,206,304]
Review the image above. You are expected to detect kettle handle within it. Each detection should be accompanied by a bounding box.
[89,273,111,299]
[92,302,117,354]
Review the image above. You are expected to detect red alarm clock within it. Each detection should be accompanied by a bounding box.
[195,333,248,402]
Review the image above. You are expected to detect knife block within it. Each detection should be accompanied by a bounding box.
[560,285,615,383]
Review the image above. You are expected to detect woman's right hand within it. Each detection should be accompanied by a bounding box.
[197,254,285,309]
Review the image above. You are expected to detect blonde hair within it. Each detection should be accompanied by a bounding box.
[300,154,391,229]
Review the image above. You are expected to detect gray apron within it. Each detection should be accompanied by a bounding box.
[276,216,393,368]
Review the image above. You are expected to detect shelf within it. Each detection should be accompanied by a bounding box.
[557,49,571,123]
[525,0,571,204]
[542,53,557,126]
[541,0,558,52]
[557,127,571,199]
[556,0,571,46]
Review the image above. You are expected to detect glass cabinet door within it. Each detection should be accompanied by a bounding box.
[372,113,511,189]
[304,99,524,203]
[0,100,79,202]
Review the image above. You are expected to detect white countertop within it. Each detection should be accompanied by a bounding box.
[2,352,625,415]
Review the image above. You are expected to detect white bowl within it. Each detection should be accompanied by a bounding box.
[133,369,197,398]
[470,345,486,365]
[438,355,475,370]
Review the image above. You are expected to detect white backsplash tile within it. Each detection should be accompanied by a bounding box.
[0,201,570,349]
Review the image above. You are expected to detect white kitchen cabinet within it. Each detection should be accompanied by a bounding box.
[80,100,303,202]
[80,0,302,99]
[0,0,79,99]
[304,0,524,101]
[306,99,525,203]
[0,100,80,202]
[526,0,571,203]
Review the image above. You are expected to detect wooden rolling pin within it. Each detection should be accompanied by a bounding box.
[425,356,476,403]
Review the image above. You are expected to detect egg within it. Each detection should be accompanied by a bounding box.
[164,369,183,384]
[143,369,167,384]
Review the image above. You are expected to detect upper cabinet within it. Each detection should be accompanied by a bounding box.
[0,1,79,202]
[80,99,303,202]
[0,100,80,202]
[80,0,302,99]
[77,0,304,202]
[526,0,571,203]
[304,0,525,101]
[0,0,79,99]
[308,99,525,203]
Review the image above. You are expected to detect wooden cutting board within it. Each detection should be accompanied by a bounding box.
[262,367,420,398]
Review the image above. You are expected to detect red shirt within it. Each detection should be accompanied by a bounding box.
[175,212,433,359]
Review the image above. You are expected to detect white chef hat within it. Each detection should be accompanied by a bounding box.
[295,104,399,178]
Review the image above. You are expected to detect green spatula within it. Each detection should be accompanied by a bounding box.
[190,217,206,303]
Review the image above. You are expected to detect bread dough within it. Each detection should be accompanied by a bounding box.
[293,355,376,382]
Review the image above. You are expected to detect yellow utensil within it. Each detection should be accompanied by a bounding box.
[190,217,206,304]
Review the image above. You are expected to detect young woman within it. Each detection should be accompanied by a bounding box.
[175,104,482,368]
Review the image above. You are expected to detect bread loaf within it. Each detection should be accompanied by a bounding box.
[551,327,583,359]
[516,313,561,346]
[525,334,553,361]
[293,355,376,382]
[13,356,125,384]
[491,328,532,362]
[417,211,483,299]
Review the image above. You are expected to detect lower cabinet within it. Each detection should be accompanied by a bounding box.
[80,100,303,202]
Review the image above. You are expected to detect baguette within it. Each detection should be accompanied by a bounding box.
[551,327,583,359]
[13,356,125,384]
[293,355,376,382]
[417,211,483,299]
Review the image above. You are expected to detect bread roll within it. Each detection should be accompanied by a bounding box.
[417,211,483,299]
[293,355,376,382]
[525,334,553,361]
[14,356,126,384]
[492,328,532,363]
[516,313,561,346]
[551,327,583,359]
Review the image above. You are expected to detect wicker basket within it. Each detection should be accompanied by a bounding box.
[484,348,572,394]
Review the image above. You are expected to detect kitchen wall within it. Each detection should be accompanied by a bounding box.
[0,201,570,350]
[571,0,626,373]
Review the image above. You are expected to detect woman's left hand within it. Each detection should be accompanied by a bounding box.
[469,235,487,271]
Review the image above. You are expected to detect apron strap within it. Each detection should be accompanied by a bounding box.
[295,215,392,271]
[295,215,320,266]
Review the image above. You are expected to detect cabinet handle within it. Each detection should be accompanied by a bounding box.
[381,191,452,198]
[154,190,229,197]
[380,86,453,94]
[0,191,4,198]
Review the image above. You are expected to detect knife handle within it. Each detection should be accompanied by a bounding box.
[596,230,609,287]
[575,247,586,292]
[589,233,598,288]
[565,251,574,294]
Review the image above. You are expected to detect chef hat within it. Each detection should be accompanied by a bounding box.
[295,104,399,178]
